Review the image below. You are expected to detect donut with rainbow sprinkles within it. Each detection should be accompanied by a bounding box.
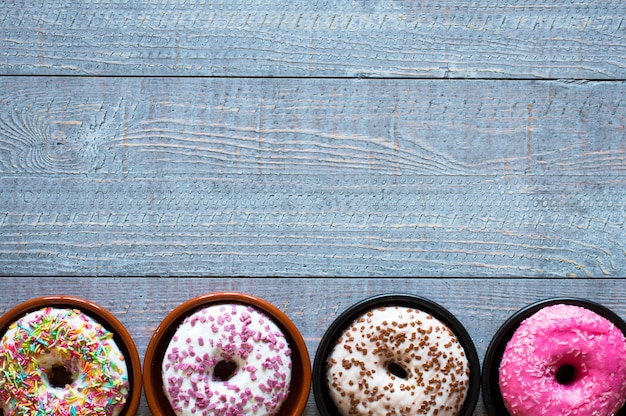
[0,307,129,416]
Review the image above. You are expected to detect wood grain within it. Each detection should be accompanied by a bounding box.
[0,77,624,277]
[2,0,625,78]
[2,276,626,415]
[1,77,624,176]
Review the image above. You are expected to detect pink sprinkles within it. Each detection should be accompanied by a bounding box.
[162,304,292,416]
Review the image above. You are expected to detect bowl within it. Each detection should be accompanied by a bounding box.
[0,295,142,416]
[482,297,626,416]
[143,292,311,416]
[312,293,480,416]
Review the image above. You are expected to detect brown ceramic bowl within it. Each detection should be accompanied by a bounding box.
[143,292,312,416]
[0,295,142,416]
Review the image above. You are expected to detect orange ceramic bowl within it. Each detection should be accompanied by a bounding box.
[0,295,142,416]
[143,292,311,416]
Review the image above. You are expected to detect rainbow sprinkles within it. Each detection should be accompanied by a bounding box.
[0,307,129,416]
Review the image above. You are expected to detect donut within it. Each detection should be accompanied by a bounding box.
[0,307,130,416]
[499,304,626,416]
[161,303,292,416]
[326,306,470,416]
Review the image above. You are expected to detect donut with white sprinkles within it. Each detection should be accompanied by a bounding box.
[0,307,130,416]
[499,304,626,416]
[161,303,292,416]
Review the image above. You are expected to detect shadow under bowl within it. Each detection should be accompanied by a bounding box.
[143,292,311,416]
[312,293,480,416]
[482,297,626,416]
[0,295,142,416]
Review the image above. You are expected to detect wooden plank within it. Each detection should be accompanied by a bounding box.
[0,77,624,277]
[2,0,625,78]
[1,174,624,276]
[1,276,626,415]
[0,77,624,177]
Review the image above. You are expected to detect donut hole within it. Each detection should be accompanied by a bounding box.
[213,360,238,381]
[46,364,75,388]
[555,363,577,386]
[386,361,409,379]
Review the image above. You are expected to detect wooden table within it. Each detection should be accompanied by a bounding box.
[1,1,625,415]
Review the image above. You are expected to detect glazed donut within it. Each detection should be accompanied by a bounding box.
[161,303,292,416]
[499,304,626,416]
[326,306,470,416]
[0,307,130,416]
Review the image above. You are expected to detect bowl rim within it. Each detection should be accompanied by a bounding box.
[0,295,142,416]
[482,296,626,416]
[143,291,311,416]
[312,293,480,416]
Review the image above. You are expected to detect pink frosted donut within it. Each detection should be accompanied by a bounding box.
[499,304,626,416]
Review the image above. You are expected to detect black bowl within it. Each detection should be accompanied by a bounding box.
[312,293,480,416]
[482,297,626,416]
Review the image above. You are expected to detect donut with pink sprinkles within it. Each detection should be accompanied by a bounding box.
[161,303,292,416]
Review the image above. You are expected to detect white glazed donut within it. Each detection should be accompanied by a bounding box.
[326,306,470,416]
[161,303,292,416]
[0,307,130,416]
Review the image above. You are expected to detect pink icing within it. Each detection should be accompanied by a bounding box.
[499,304,626,416]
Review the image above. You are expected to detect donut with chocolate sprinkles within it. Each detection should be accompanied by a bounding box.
[326,306,470,416]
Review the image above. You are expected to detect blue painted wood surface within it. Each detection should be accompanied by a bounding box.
[3,1,625,78]
[0,77,623,277]
[0,0,625,414]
